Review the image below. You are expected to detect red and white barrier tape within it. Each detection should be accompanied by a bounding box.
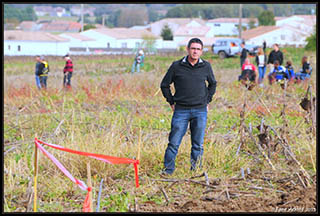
[34,137,140,212]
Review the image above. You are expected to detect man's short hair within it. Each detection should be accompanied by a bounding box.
[273,43,279,48]
[241,41,245,45]
[187,38,203,49]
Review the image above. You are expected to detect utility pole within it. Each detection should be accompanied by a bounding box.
[81,4,84,32]
[239,4,242,40]
[102,14,106,27]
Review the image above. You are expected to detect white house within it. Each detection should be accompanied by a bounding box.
[80,28,164,50]
[54,7,67,17]
[59,32,95,54]
[242,25,309,47]
[173,25,215,47]
[4,30,70,56]
[70,6,95,17]
[276,15,316,35]
[33,6,54,16]
[149,18,206,37]
[206,18,258,36]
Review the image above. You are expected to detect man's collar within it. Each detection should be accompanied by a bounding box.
[182,56,203,64]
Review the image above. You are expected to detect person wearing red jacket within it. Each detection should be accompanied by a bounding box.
[63,54,73,89]
[238,58,258,90]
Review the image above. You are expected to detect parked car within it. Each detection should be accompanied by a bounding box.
[212,38,259,59]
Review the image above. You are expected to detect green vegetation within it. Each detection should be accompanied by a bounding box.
[305,26,316,51]
[161,24,173,41]
[258,10,275,26]
[4,4,37,23]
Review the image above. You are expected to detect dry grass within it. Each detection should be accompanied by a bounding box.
[4,51,316,212]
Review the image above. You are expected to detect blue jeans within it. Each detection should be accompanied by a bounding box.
[35,75,41,89]
[295,73,310,80]
[164,106,208,174]
[258,66,266,83]
[131,61,140,73]
[40,76,47,89]
[63,72,72,87]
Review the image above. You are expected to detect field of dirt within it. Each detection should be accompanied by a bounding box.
[136,171,317,213]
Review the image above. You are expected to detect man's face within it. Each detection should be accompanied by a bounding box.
[187,43,203,61]
[273,45,278,51]
[36,57,40,62]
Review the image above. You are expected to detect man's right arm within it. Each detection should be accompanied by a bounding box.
[160,64,175,106]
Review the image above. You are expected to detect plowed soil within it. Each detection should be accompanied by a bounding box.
[137,174,317,213]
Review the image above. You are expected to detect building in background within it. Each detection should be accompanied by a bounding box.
[242,25,309,47]
[174,25,215,48]
[70,5,95,17]
[59,32,95,54]
[33,6,54,16]
[206,18,258,36]
[80,27,164,52]
[39,20,82,32]
[149,18,206,37]
[4,30,70,56]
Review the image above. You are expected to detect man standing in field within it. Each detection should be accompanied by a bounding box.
[63,54,73,89]
[160,38,217,175]
[35,55,42,90]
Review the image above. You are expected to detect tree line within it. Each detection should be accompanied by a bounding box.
[5,4,315,27]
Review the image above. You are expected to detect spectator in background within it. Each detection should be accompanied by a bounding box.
[239,58,258,90]
[35,55,42,90]
[240,42,248,68]
[263,40,267,52]
[255,47,267,87]
[131,50,144,73]
[63,54,73,89]
[267,43,284,73]
[285,60,295,83]
[295,56,312,82]
[268,60,288,85]
[38,56,49,90]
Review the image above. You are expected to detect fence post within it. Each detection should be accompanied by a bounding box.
[87,162,93,212]
[33,137,39,212]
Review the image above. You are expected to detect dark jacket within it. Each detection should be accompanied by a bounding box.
[255,54,267,67]
[160,56,217,109]
[263,41,266,52]
[240,47,248,65]
[301,62,311,74]
[267,50,283,65]
[35,62,42,75]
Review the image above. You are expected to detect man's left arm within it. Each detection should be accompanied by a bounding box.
[207,65,217,105]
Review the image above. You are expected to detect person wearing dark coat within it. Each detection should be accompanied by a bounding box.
[240,42,248,68]
[267,43,284,73]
